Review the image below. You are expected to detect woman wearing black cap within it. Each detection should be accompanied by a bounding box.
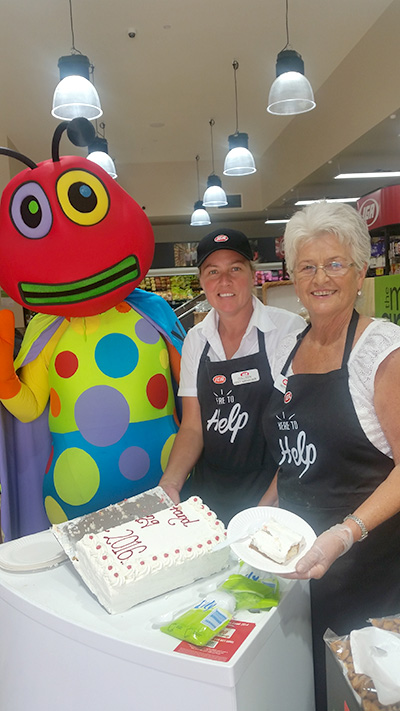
[159,228,305,524]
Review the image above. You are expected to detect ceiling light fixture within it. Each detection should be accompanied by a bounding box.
[190,155,211,227]
[223,60,256,176]
[203,119,228,207]
[52,0,102,121]
[335,171,400,179]
[267,0,315,116]
[87,121,117,179]
[295,197,360,205]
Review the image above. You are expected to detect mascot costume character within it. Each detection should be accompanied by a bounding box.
[0,118,185,540]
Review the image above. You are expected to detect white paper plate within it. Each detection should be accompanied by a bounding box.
[0,530,67,572]
[228,506,316,574]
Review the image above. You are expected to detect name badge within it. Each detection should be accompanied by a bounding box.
[274,373,288,393]
[231,368,260,386]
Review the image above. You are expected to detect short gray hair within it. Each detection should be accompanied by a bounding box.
[283,201,371,276]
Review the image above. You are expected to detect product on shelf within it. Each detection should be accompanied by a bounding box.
[170,274,201,301]
[139,273,201,302]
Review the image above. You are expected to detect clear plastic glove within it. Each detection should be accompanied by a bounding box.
[283,523,354,580]
[0,309,21,399]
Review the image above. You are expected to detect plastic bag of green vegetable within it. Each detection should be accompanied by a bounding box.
[218,574,280,610]
[160,591,235,646]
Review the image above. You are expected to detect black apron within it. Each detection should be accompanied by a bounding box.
[191,329,276,524]
[263,310,400,711]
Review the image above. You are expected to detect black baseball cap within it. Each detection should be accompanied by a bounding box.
[196,228,253,267]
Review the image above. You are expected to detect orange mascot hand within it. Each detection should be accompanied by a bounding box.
[0,309,21,399]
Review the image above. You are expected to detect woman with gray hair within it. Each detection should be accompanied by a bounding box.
[261,201,400,711]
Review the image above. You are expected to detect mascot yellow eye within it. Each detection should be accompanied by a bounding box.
[56,169,110,225]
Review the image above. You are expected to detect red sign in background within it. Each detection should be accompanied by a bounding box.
[357,185,400,230]
[173,619,256,662]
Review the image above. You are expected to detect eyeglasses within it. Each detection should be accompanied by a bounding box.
[295,260,355,280]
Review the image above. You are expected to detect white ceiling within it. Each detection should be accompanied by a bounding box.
[0,0,399,237]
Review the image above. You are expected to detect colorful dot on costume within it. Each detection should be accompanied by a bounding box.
[45,446,54,474]
[159,348,169,370]
[95,333,139,378]
[160,434,176,471]
[49,388,61,418]
[146,373,168,409]
[74,385,130,447]
[53,447,100,505]
[54,350,79,378]
[70,314,101,335]
[119,446,150,481]
[135,318,160,345]
[44,496,68,524]
[115,301,131,313]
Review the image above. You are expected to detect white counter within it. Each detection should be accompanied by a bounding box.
[0,538,315,711]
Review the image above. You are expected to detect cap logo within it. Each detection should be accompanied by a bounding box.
[214,234,229,243]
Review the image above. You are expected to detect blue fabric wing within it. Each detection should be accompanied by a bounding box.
[125,288,185,354]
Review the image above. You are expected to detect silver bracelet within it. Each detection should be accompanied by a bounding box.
[343,514,368,541]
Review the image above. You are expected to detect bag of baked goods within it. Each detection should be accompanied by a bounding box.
[325,618,400,711]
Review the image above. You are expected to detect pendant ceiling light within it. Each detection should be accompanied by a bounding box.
[203,119,228,207]
[52,0,102,121]
[223,61,256,177]
[87,122,117,179]
[190,155,211,227]
[267,0,315,116]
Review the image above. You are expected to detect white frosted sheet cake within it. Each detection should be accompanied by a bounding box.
[74,496,230,614]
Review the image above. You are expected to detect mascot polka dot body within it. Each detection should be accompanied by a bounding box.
[44,304,177,522]
[0,119,184,531]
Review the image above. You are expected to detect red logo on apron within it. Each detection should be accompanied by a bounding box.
[284,391,292,404]
[213,375,226,384]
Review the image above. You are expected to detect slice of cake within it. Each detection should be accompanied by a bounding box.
[74,496,230,614]
[249,519,305,565]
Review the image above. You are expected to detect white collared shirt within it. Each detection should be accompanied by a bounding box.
[179,295,305,397]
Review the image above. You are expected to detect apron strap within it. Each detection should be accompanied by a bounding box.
[281,309,360,376]
[257,327,267,357]
[200,327,267,364]
[341,309,359,367]
[281,323,311,375]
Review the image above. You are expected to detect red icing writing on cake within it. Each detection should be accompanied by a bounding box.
[134,514,160,528]
[168,505,200,527]
[103,529,147,559]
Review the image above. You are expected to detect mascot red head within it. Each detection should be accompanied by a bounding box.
[0,118,154,317]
